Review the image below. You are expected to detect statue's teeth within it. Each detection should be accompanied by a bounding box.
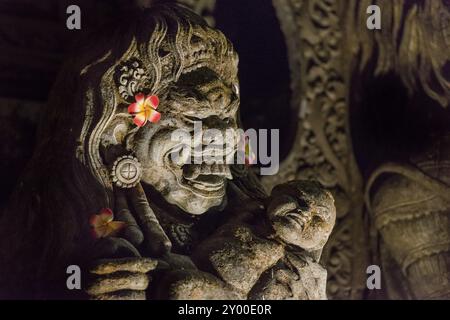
[224,166,233,180]
[211,163,220,174]
[200,163,212,175]
[183,165,201,180]
[183,163,232,180]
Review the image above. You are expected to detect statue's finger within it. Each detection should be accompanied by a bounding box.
[285,252,308,272]
[127,183,172,256]
[91,290,146,300]
[90,257,158,275]
[86,271,149,296]
[115,189,144,247]
[275,269,298,285]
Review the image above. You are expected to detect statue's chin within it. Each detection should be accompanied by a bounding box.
[164,187,226,215]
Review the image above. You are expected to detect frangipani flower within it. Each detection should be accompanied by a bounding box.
[245,137,256,166]
[90,208,126,239]
[128,93,161,127]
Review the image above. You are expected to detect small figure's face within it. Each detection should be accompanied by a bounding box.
[267,189,335,250]
[134,67,240,215]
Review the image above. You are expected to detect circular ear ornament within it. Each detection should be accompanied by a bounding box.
[111,155,143,188]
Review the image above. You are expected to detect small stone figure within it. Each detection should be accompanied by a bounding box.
[189,180,336,300]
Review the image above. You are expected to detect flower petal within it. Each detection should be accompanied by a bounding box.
[95,225,109,238]
[135,93,145,103]
[148,95,159,109]
[133,112,148,127]
[89,214,100,227]
[147,109,161,123]
[99,208,114,223]
[245,152,257,165]
[245,140,256,165]
[105,221,126,237]
[99,208,113,216]
[128,102,142,114]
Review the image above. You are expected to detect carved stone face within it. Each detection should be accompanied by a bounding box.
[267,182,336,250]
[133,67,240,215]
[92,8,239,216]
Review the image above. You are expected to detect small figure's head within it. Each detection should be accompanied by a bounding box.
[266,181,336,250]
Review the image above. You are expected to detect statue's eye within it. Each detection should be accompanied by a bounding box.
[297,199,310,211]
[311,215,324,227]
[269,195,298,217]
[190,35,204,46]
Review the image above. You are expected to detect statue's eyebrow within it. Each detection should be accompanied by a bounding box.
[178,68,219,86]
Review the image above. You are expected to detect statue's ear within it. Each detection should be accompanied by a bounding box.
[100,114,136,165]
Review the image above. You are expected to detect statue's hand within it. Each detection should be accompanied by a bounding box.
[119,185,172,256]
[250,253,327,300]
[85,189,150,300]
[87,257,157,300]
[85,185,171,300]
[86,237,157,300]
[283,252,327,300]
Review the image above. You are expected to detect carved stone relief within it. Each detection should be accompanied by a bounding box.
[267,0,450,299]
[267,0,367,299]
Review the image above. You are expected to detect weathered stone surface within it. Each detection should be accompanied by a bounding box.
[90,257,158,275]
[86,272,149,296]
[92,290,146,300]
[249,254,327,300]
[193,225,284,296]
[161,270,242,300]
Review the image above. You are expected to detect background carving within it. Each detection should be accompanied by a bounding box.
[266,0,367,299]
[267,0,450,299]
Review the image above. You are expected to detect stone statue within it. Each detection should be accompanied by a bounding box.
[189,181,335,300]
[0,2,335,300]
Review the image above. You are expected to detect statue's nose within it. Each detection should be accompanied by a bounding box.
[201,115,234,133]
[199,116,238,154]
[198,80,232,111]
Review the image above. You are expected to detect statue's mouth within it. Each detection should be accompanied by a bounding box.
[271,201,311,231]
[160,132,237,197]
[163,148,232,197]
[181,163,232,196]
